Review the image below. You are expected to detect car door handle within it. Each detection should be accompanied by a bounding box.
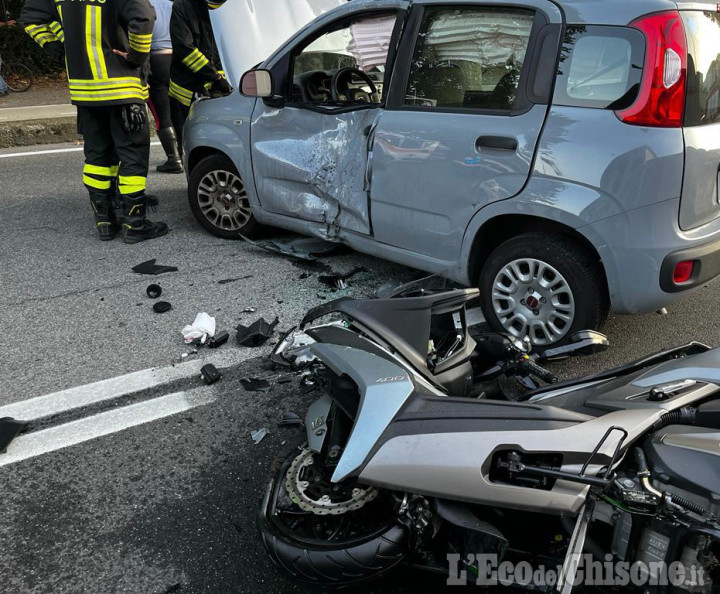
[476,136,518,152]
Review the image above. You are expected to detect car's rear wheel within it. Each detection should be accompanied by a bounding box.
[188,154,260,239]
[478,232,608,347]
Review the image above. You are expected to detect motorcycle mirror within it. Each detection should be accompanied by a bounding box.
[540,330,609,361]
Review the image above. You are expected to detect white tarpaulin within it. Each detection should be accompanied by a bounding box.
[210,0,345,88]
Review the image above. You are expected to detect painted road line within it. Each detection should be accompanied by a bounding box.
[0,390,215,467]
[0,141,161,159]
[0,349,255,422]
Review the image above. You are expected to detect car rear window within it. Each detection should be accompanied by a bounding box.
[682,11,720,127]
[553,25,645,110]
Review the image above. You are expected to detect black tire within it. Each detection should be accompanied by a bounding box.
[188,154,260,239]
[2,62,33,93]
[258,444,407,588]
[478,232,608,347]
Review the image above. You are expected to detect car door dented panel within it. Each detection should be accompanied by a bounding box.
[251,106,380,235]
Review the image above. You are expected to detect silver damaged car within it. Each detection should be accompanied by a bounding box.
[184,0,720,346]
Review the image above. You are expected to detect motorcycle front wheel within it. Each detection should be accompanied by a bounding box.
[258,442,407,588]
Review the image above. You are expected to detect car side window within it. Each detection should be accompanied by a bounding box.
[553,26,645,110]
[404,7,535,111]
[290,14,397,107]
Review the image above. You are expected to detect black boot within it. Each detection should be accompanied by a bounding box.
[121,194,169,244]
[156,128,183,174]
[91,194,120,241]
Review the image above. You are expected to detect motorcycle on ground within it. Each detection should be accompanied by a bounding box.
[259,287,720,592]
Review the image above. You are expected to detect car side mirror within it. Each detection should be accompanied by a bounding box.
[240,69,273,98]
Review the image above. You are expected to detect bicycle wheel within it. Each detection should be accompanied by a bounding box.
[2,62,33,93]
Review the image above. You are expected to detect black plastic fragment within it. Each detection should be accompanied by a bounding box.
[200,364,222,385]
[153,301,172,313]
[300,375,318,394]
[279,412,303,427]
[276,375,293,384]
[240,377,272,392]
[132,259,178,275]
[146,284,162,299]
[0,417,27,454]
[207,330,229,349]
[236,316,279,347]
[318,266,366,289]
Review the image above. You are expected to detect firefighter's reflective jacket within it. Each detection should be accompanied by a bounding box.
[169,0,224,107]
[20,0,156,106]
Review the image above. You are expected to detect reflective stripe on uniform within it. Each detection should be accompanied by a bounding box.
[118,175,146,195]
[49,21,65,43]
[182,48,209,73]
[83,175,112,190]
[85,5,108,80]
[169,80,193,106]
[128,32,152,53]
[70,89,150,102]
[84,164,115,176]
[69,77,149,102]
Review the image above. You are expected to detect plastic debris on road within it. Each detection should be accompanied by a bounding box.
[278,412,303,427]
[251,428,268,444]
[146,284,162,299]
[182,312,216,344]
[270,327,317,368]
[318,266,366,290]
[236,316,279,347]
[132,259,178,275]
[0,417,27,454]
[240,377,272,392]
[200,363,222,385]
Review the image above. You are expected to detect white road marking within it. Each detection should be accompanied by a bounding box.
[0,390,215,467]
[0,141,162,160]
[0,349,254,422]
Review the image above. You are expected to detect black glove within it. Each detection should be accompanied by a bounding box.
[211,76,232,95]
[45,41,65,61]
[120,104,147,134]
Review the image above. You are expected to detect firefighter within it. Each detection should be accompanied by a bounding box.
[20,0,169,243]
[168,0,230,153]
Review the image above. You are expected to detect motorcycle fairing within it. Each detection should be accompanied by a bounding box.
[310,343,414,483]
[358,407,665,515]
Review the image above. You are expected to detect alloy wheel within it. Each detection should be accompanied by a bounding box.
[491,258,575,345]
[196,169,252,232]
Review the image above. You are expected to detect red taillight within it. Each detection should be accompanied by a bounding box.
[673,260,694,284]
[616,11,687,128]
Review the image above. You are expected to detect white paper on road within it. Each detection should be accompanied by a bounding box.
[181,312,216,344]
[210,0,345,87]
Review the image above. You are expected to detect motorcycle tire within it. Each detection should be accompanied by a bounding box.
[258,443,408,588]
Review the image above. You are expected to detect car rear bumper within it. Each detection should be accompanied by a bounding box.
[660,236,720,293]
[582,198,720,314]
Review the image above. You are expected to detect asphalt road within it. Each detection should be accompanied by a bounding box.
[2,141,720,593]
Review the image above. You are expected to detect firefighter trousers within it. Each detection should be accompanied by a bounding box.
[77,105,150,224]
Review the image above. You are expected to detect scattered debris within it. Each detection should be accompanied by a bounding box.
[299,272,311,280]
[200,363,222,385]
[270,327,317,368]
[657,308,668,315]
[251,428,268,444]
[242,307,257,314]
[300,375,319,394]
[240,234,339,262]
[318,266,366,290]
[146,284,162,299]
[181,349,198,359]
[240,377,272,392]
[276,376,293,384]
[153,301,172,314]
[182,312,216,344]
[207,330,230,349]
[279,412,303,427]
[317,293,327,300]
[0,417,27,454]
[218,275,253,285]
[132,259,178,275]
[236,316,279,347]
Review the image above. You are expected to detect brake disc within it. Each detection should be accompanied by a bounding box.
[285,447,378,516]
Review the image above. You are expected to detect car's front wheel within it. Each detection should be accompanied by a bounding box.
[478,232,608,347]
[188,154,260,239]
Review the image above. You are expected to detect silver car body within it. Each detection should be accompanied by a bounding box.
[187,0,720,315]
